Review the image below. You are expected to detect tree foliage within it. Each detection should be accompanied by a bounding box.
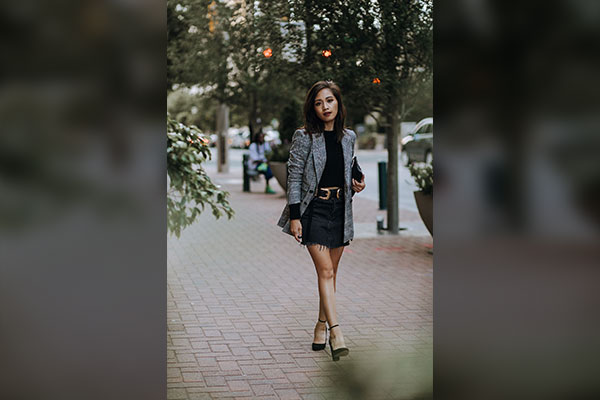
[168,0,432,126]
[301,0,433,122]
[168,0,303,137]
[167,116,234,237]
[167,88,218,132]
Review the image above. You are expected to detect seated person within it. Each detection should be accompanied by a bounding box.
[248,132,276,194]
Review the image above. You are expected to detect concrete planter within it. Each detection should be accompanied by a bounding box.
[268,161,287,192]
[414,191,433,236]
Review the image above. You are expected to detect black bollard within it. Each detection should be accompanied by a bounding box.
[243,154,250,192]
[378,161,387,210]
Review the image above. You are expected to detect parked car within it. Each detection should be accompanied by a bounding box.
[401,117,433,165]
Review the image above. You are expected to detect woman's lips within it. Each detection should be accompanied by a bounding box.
[323,112,332,116]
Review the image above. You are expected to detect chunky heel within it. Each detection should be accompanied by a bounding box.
[329,340,339,361]
[312,342,326,351]
[327,324,349,361]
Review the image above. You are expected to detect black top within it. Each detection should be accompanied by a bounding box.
[290,130,344,220]
[318,130,345,188]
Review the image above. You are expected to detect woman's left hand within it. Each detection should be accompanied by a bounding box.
[352,176,366,193]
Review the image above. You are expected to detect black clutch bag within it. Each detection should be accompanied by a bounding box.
[351,156,363,181]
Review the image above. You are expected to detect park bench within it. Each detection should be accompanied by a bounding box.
[242,153,261,192]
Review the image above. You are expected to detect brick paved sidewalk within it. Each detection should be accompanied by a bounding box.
[167,172,433,400]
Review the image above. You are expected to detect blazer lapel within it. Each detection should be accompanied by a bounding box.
[341,132,352,187]
[312,133,326,183]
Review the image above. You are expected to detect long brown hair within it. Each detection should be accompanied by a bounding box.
[302,80,347,142]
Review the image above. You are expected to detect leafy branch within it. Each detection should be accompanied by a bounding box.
[167,115,234,237]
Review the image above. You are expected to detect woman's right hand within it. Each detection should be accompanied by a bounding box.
[290,219,302,243]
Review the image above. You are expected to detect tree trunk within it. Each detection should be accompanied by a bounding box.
[216,102,229,173]
[303,0,314,67]
[386,102,399,234]
[248,88,260,141]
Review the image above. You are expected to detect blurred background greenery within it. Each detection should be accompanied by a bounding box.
[167,0,433,141]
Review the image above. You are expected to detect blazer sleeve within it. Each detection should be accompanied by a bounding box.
[349,130,357,197]
[287,129,310,205]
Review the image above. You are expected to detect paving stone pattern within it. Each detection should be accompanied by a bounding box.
[168,177,433,400]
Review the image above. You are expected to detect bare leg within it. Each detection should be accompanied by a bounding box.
[308,245,347,352]
[314,298,327,345]
[318,296,326,321]
[318,246,344,319]
[308,245,338,328]
[330,246,345,293]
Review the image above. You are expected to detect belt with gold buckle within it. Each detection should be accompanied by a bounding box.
[316,187,342,200]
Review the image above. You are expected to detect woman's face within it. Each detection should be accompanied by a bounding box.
[313,88,338,125]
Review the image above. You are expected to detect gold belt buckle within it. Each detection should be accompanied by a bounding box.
[317,187,340,200]
[317,188,331,200]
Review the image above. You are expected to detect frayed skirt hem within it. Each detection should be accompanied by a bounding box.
[299,241,350,251]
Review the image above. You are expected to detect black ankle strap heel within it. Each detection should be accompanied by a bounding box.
[312,319,328,351]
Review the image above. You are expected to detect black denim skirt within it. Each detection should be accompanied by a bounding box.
[300,194,350,250]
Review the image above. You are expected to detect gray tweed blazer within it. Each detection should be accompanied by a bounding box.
[277,128,357,243]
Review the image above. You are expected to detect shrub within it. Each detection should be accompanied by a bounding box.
[408,163,433,195]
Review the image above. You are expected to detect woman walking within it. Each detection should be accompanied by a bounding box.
[277,81,365,361]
